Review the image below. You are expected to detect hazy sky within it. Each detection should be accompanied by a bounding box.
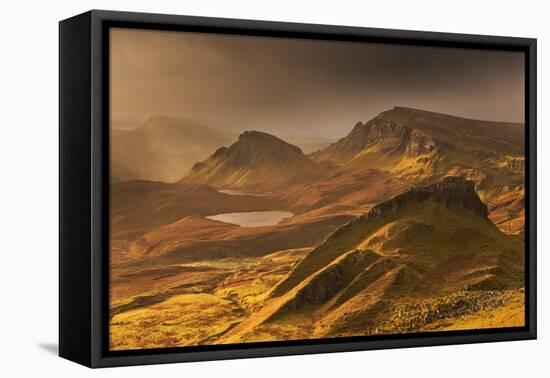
[110,28,525,139]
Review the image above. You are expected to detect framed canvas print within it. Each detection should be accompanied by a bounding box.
[59,10,537,368]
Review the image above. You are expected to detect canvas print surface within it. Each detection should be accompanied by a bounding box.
[109,28,526,351]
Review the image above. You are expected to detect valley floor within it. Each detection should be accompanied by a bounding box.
[109,247,524,351]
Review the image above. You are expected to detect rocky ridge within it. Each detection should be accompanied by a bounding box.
[366,176,488,220]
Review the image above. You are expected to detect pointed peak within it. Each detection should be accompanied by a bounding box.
[348,120,368,135]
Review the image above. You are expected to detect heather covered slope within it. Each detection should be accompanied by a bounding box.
[181,131,324,191]
[109,177,524,349]
[110,181,276,241]
[110,181,353,264]
[219,177,524,343]
[274,177,521,300]
[109,108,526,349]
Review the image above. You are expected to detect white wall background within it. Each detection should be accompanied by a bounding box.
[0,0,547,376]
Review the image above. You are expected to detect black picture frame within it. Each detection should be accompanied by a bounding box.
[59,9,537,368]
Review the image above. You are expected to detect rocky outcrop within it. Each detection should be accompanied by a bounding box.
[366,119,412,151]
[506,157,525,173]
[366,118,450,157]
[309,121,372,164]
[311,116,448,164]
[365,176,488,220]
[374,290,523,334]
[268,249,377,319]
[272,176,489,299]
[405,130,440,157]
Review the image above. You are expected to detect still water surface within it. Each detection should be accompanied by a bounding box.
[206,211,294,227]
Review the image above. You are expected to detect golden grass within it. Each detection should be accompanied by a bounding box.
[110,293,244,350]
[109,187,524,349]
[109,249,310,350]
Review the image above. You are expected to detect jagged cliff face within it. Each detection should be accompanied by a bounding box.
[364,118,444,158]
[312,106,523,165]
[110,107,526,348]
[311,115,448,166]
[367,176,488,220]
[272,176,491,298]
[380,107,524,155]
[405,129,441,157]
[309,121,370,165]
[182,130,324,190]
[309,107,524,232]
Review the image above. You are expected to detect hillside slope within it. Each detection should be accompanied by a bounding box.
[220,177,524,342]
[308,107,525,232]
[181,131,324,191]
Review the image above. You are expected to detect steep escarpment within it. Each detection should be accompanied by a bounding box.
[308,107,524,232]
[378,107,524,156]
[311,116,449,166]
[366,176,488,220]
[271,176,493,298]
[268,249,380,319]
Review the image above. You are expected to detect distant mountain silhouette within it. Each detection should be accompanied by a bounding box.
[111,115,236,183]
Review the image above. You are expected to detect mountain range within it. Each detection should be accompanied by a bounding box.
[176,106,524,232]
[109,107,526,350]
[111,116,336,183]
[308,107,525,232]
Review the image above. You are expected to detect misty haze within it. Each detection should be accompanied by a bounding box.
[108,28,526,351]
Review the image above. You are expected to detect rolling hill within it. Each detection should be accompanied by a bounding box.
[110,181,277,240]
[220,177,524,342]
[181,130,325,191]
[108,108,526,349]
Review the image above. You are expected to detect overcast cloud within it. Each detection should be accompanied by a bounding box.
[110,28,524,138]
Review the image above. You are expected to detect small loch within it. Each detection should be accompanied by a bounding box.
[206,211,294,227]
